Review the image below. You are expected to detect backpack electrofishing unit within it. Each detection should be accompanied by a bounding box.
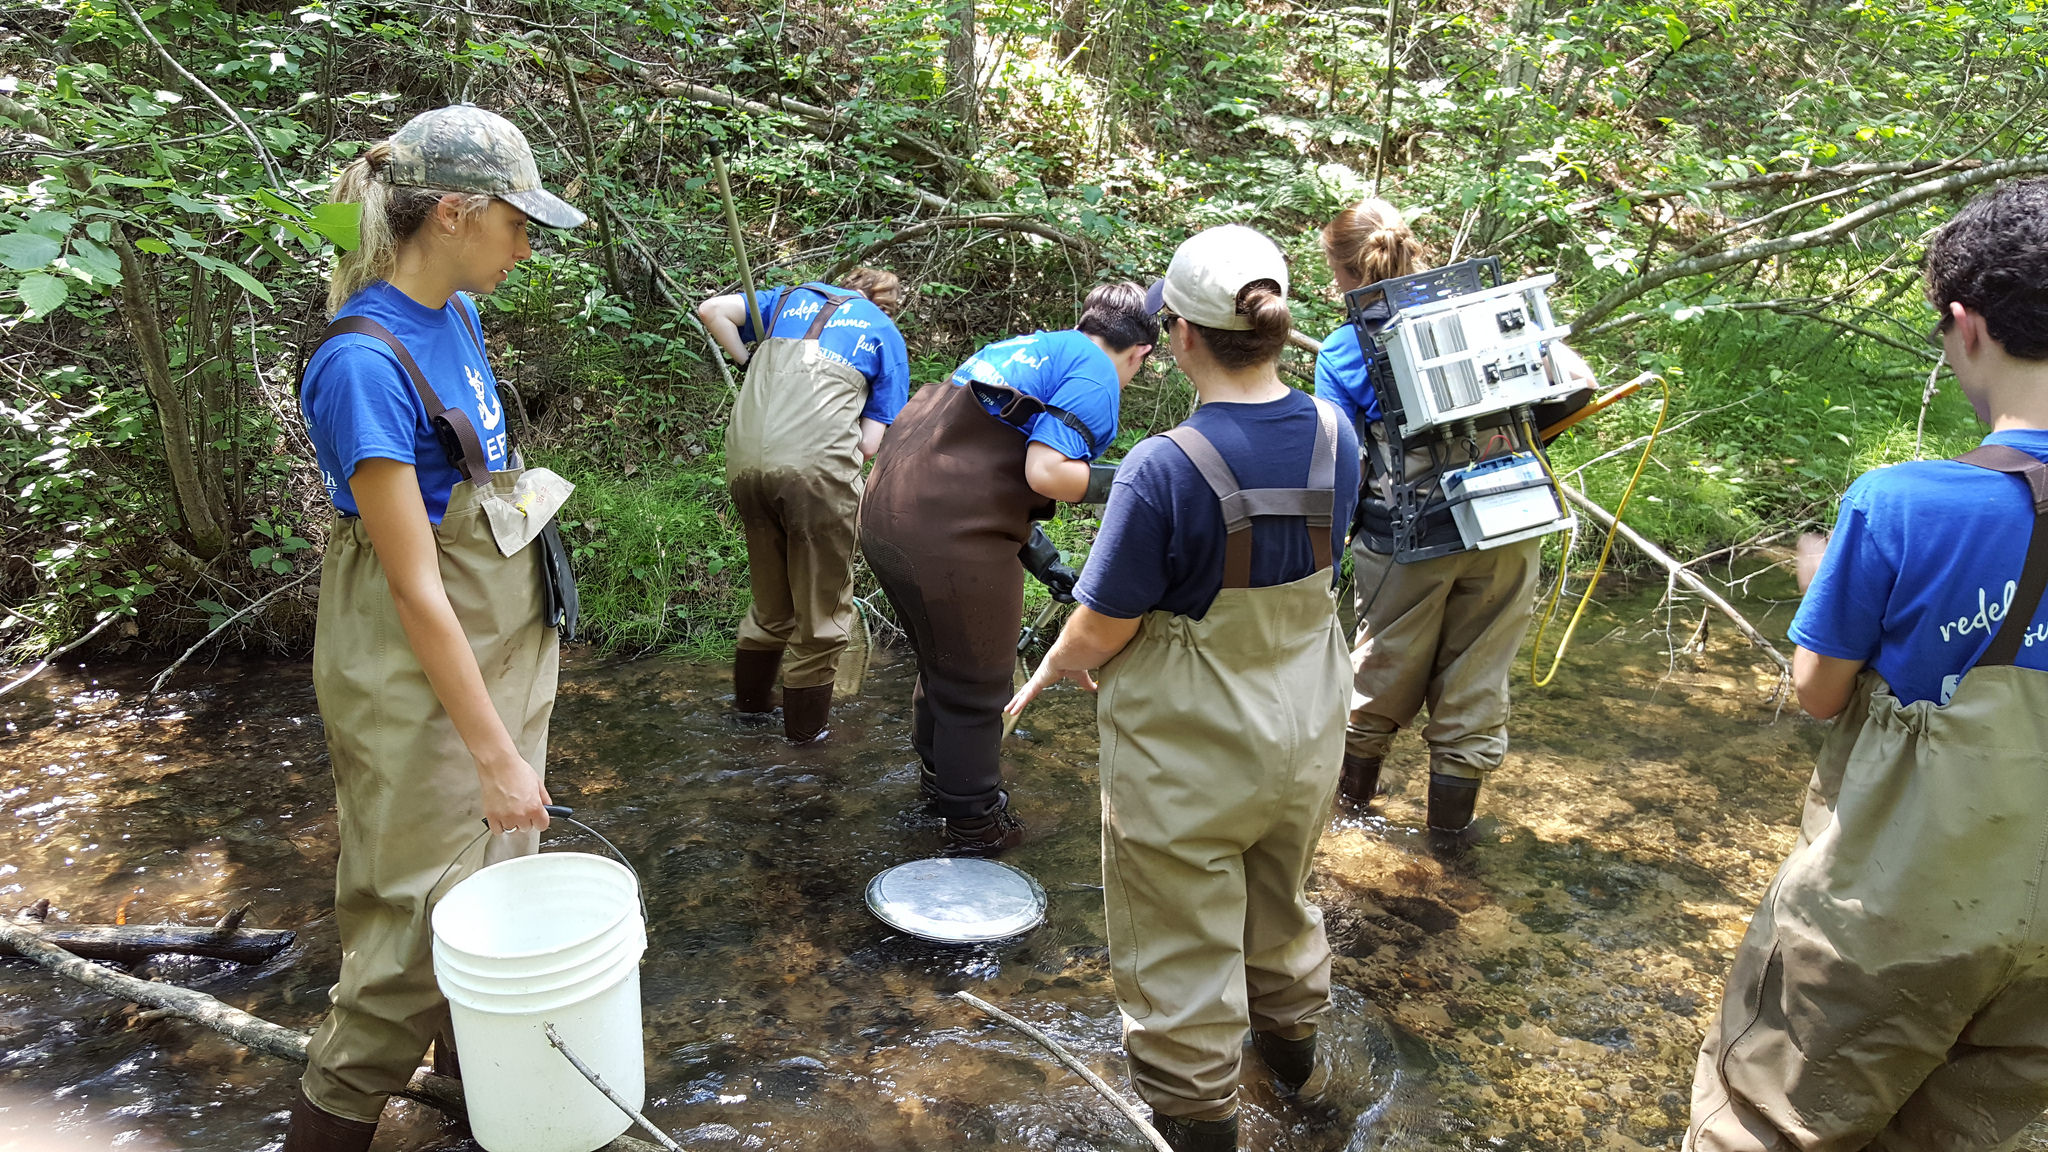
[1345,256,1588,563]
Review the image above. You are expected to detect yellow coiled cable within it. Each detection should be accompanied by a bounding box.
[1527,372,1670,687]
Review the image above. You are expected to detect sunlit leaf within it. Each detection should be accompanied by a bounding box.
[18,272,69,318]
[0,232,62,272]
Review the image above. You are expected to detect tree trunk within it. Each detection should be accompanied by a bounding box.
[112,226,229,560]
[5,920,296,967]
[946,0,978,137]
[555,42,623,297]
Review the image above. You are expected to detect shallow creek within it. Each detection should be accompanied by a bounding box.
[1,575,2044,1151]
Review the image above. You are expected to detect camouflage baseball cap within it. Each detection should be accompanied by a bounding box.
[382,104,587,230]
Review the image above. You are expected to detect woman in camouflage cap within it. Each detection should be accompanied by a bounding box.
[287,104,584,1152]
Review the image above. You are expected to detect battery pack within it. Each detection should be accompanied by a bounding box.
[1441,453,1573,550]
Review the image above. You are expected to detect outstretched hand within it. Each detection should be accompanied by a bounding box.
[1004,659,1097,719]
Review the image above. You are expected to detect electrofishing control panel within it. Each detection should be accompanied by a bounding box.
[1375,274,1577,437]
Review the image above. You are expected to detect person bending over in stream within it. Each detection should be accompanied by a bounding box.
[697,268,910,744]
[1687,177,2048,1151]
[286,105,586,1152]
[1008,225,1360,1152]
[860,283,1152,856]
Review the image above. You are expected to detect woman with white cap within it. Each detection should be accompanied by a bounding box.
[1007,225,1360,1151]
[287,104,586,1151]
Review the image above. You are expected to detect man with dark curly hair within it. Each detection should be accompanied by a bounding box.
[1688,177,2048,1150]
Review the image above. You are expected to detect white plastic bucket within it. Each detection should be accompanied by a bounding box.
[432,852,646,1152]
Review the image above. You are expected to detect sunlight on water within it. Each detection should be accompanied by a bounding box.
[4,575,2046,1151]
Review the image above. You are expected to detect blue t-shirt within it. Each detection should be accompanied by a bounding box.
[949,329,1120,461]
[737,283,911,425]
[1077,390,1361,620]
[1790,428,2048,706]
[301,282,509,522]
[1314,321,1383,430]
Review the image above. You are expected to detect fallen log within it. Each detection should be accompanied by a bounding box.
[5,901,295,967]
[5,920,296,967]
[0,915,670,1150]
[1557,482,1793,676]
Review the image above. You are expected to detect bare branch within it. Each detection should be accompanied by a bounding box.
[1570,158,1997,213]
[148,570,316,697]
[0,612,121,699]
[827,215,1094,281]
[117,0,283,187]
[1556,484,1792,676]
[1572,154,2048,332]
[1579,297,1939,360]
[654,78,996,200]
[955,991,1174,1152]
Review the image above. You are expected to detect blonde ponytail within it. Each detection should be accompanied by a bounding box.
[325,141,492,315]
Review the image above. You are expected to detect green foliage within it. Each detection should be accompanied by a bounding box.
[0,0,2037,661]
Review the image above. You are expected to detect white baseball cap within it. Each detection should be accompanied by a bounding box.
[1143,224,1290,330]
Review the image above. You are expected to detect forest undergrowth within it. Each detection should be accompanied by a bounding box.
[0,0,2034,664]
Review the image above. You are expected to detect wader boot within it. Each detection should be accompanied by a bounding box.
[781,683,833,745]
[1337,753,1383,811]
[1688,444,2048,1152]
[862,379,1062,831]
[1426,771,1480,841]
[944,791,1026,856]
[727,288,869,720]
[1253,1029,1329,1101]
[283,1088,379,1152]
[732,645,783,722]
[1151,1112,1238,1152]
[1097,404,1347,1125]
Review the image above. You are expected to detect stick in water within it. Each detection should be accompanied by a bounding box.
[544,1023,684,1152]
[953,990,1174,1152]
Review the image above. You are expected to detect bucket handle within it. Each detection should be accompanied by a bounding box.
[426,806,650,929]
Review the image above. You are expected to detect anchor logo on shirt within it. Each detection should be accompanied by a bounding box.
[465,363,502,432]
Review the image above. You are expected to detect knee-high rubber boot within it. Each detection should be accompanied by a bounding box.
[782,683,833,745]
[282,1088,378,1152]
[733,646,783,718]
[1426,772,1480,838]
[1337,754,1383,811]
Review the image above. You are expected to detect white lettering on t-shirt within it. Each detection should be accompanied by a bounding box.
[1937,581,2017,643]
[466,363,502,432]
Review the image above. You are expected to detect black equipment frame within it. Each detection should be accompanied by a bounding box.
[1342,257,1563,564]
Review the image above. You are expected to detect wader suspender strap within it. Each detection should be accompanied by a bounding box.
[1956,444,2048,668]
[1162,399,1341,589]
[967,381,1102,459]
[762,285,856,342]
[302,315,491,485]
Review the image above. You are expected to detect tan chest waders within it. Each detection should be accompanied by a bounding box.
[860,379,1098,826]
[1094,399,1350,1122]
[1689,445,2048,1152]
[295,308,562,1122]
[726,290,871,725]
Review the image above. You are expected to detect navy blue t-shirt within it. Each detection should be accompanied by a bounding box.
[738,283,911,425]
[949,329,1120,461]
[1791,428,2048,705]
[1077,389,1361,620]
[301,282,508,522]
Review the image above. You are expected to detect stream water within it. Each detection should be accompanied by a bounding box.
[1,574,2045,1151]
